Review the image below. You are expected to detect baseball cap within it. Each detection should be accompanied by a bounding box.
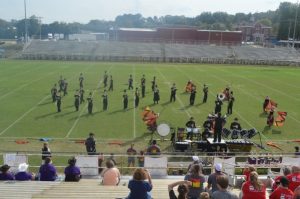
[18,163,29,172]
[215,163,222,172]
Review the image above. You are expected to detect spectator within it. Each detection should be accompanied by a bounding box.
[127,143,137,167]
[272,167,291,191]
[64,157,81,182]
[127,168,153,199]
[294,186,300,199]
[241,171,266,199]
[98,153,104,173]
[85,132,96,155]
[200,192,210,199]
[206,163,225,194]
[187,156,203,173]
[243,166,256,182]
[108,153,117,166]
[39,157,57,181]
[184,164,206,199]
[41,142,51,162]
[100,160,120,186]
[287,166,300,192]
[295,147,300,157]
[211,175,238,199]
[138,151,145,167]
[0,164,14,181]
[270,176,294,199]
[15,163,34,181]
[168,180,191,199]
[147,140,161,155]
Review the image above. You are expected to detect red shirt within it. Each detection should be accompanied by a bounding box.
[269,186,294,199]
[243,170,251,181]
[272,176,283,191]
[287,172,300,192]
[242,181,266,199]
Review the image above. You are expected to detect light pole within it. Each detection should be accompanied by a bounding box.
[37,16,43,40]
[24,0,28,43]
[292,0,299,48]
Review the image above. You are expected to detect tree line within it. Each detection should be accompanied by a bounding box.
[0,2,299,41]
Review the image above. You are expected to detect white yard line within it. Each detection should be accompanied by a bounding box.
[65,66,113,138]
[0,70,55,101]
[0,95,50,136]
[155,67,191,118]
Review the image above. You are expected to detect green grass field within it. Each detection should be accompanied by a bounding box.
[0,60,300,154]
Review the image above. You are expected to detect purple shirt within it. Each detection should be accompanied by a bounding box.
[39,163,57,181]
[0,172,14,181]
[127,179,152,199]
[64,166,81,182]
[15,172,32,181]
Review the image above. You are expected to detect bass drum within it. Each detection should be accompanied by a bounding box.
[157,123,170,137]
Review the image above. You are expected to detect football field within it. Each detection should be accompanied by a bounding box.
[0,60,300,151]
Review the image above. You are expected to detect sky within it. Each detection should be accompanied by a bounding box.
[0,0,298,24]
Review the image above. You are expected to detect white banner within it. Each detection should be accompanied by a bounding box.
[145,156,168,177]
[75,155,98,176]
[3,153,28,173]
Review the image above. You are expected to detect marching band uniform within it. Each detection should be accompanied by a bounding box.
[153,85,160,104]
[141,75,146,98]
[108,75,113,91]
[135,88,140,108]
[151,76,156,92]
[267,110,274,127]
[202,84,208,103]
[51,84,57,103]
[56,93,62,112]
[103,71,108,88]
[58,76,64,92]
[128,75,133,90]
[190,86,196,105]
[123,90,128,110]
[230,118,242,130]
[186,117,196,140]
[80,88,85,104]
[170,83,177,102]
[63,79,68,96]
[213,113,225,143]
[79,73,84,89]
[102,90,108,111]
[87,93,93,114]
[74,91,80,111]
[214,98,223,114]
[227,96,234,115]
[263,96,270,113]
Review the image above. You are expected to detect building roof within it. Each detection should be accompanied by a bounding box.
[119,28,156,32]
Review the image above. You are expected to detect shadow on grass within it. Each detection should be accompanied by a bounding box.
[38,101,53,106]
[161,101,172,106]
[272,129,282,134]
[179,105,191,111]
[195,102,204,107]
[259,112,267,118]
[262,126,271,134]
[35,112,58,120]
[54,111,76,118]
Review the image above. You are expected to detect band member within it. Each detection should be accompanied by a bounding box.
[56,92,62,112]
[102,90,108,111]
[214,112,226,142]
[63,78,68,96]
[202,115,214,140]
[74,90,80,111]
[141,75,146,98]
[267,110,274,127]
[58,76,65,92]
[51,84,57,103]
[189,85,196,105]
[128,74,133,90]
[223,86,230,100]
[263,96,270,113]
[186,117,196,140]
[142,107,159,132]
[87,92,93,114]
[202,84,208,103]
[170,83,177,102]
[186,80,194,92]
[227,93,234,115]
[215,97,223,114]
[151,76,156,92]
[108,75,113,91]
[230,118,242,130]
[153,85,160,104]
[85,132,96,155]
[79,73,84,89]
[135,87,140,108]
[103,71,108,88]
[79,88,85,104]
[123,89,128,110]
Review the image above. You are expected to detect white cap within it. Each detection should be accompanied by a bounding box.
[192,156,199,162]
[215,163,222,172]
[18,163,29,172]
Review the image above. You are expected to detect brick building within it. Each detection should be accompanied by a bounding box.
[236,23,272,43]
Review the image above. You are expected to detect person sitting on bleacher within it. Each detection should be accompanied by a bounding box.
[147,140,161,155]
[127,168,152,199]
[241,171,266,199]
[269,176,294,199]
[39,157,57,181]
[64,157,81,182]
[0,164,14,181]
[168,180,191,199]
[15,163,34,181]
[287,166,300,192]
[211,175,238,199]
[100,160,120,186]
[184,164,206,199]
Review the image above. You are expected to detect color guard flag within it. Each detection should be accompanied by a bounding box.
[274,111,287,127]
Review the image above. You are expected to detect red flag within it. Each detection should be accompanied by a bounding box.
[274,111,287,127]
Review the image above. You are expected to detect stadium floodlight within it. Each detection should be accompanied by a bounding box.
[24,0,28,43]
[292,0,299,48]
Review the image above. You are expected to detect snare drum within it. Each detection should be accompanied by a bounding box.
[193,128,200,134]
[186,127,192,132]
